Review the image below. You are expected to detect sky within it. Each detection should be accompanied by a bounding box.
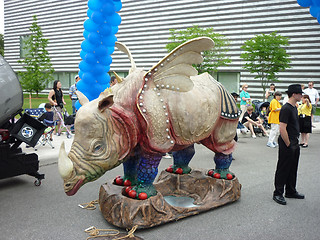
[0,0,4,34]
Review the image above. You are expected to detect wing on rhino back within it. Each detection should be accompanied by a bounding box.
[135,37,215,153]
[144,37,214,92]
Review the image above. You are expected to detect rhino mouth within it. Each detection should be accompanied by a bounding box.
[66,179,84,196]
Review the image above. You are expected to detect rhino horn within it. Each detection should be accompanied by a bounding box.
[76,91,89,106]
[58,141,73,179]
[113,71,123,83]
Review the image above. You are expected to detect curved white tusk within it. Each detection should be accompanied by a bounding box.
[58,141,73,179]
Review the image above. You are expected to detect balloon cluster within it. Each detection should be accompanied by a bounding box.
[76,0,122,109]
[297,0,320,24]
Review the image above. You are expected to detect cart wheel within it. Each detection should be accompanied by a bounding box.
[34,179,41,186]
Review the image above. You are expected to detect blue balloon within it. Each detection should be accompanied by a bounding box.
[81,40,95,53]
[76,80,89,95]
[102,35,117,46]
[83,30,90,40]
[82,72,94,84]
[85,53,97,64]
[96,73,110,84]
[93,63,107,75]
[88,32,101,45]
[109,12,121,26]
[99,23,112,36]
[94,45,108,57]
[310,5,320,17]
[98,55,112,66]
[107,46,115,54]
[77,80,95,101]
[297,0,312,7]
[84,19,99,32]
[113,1,122,12]
[78,70,84,79]
[92,11,105,24]
[101,2,115,16]
[80,50,87,60]
[87,9,94,18]
[314,0,320,7]
[88,0,103,11]
[111,26,118,34]
[75,100,82,110]
[93,83,109,95]
[79,61,93,72]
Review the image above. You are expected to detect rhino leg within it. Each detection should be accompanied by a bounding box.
[208,152,234,180]
[114,151,140,186]
[125,153,162,199]
[166,145,195,174]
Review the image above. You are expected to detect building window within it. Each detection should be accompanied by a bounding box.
[215,72,240,94]
[20,35,31,58]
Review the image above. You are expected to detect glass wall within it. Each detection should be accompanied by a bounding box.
[19,35,31,58]
[47,72,78,89]
[214,72,240,94]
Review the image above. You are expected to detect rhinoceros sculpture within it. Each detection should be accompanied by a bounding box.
[58,37,239,199]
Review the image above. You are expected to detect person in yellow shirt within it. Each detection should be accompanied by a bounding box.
[298,95,312,148]
[267,91,282,148]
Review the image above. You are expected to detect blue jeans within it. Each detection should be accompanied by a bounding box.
[72,99,77,114]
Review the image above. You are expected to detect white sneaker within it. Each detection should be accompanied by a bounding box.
[252,135,256,139]
[267,142,276,148]
[273,142,278,147]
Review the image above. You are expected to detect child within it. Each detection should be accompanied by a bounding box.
[241,106,269,138]
[38,103,55,141]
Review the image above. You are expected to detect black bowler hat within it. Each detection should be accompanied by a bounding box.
[285,84,303,94]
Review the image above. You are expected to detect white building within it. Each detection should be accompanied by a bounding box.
[3,0,320,98]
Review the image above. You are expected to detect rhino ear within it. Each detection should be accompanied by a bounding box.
[76,91,89,106]
[98,95,114,112]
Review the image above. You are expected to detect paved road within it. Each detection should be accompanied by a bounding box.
[1,129,320,240]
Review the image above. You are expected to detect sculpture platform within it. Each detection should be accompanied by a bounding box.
[99,169,241,229]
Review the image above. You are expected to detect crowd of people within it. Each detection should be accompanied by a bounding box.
[236,81,319,149]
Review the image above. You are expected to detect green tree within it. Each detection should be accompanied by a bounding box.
[18,15,54,97]
[166,25,231,74]
[0,34,4,56]
[240,32,291,101]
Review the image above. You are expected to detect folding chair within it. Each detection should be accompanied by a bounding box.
[34,119,56,150]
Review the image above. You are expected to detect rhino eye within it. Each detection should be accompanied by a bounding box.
[94,144,103,153]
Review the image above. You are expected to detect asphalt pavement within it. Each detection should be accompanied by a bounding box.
[0,120,320,240]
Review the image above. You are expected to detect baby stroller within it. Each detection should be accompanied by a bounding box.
[252,100,270,130]
[53,106,72,139]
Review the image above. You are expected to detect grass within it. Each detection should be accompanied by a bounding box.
[23,94,73,114]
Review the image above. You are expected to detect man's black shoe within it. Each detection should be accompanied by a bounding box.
[285,192,305,199]
[273,195,287,205]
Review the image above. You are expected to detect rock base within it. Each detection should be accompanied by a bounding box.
[99,169,241,229]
